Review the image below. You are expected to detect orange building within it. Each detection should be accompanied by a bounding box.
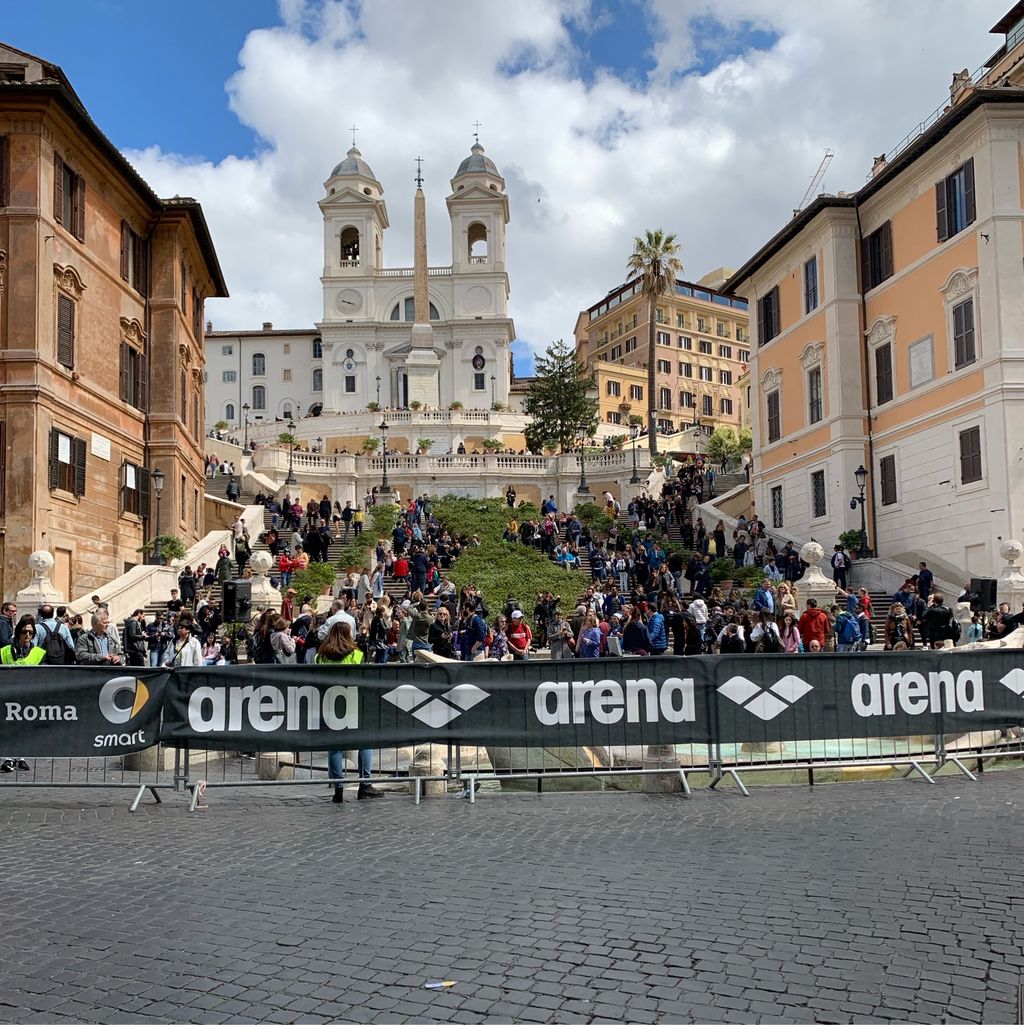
[726,3,1024,580]
[0,43,227,598]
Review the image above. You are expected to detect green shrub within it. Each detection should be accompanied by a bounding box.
[838,529,864,552]
[290,562,337,609]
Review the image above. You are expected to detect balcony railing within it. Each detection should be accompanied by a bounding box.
[377,266,453,277]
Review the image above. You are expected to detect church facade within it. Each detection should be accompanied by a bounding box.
[205,141,515,429]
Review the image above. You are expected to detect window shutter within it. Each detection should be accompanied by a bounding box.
[119,342,129,401]
[53,153,64,224]
[47,429,59,490]
[73,173,85,241]
[964,157,976,225]
[880,221,893,280]
[757,296,765,346]
[120,221,129,280]
[119,459,127,513]
[72,437,86,497]
[57,294,74,368]
[139,466,150,519]
[139,353,148,411]
[936,180,949,243]
[0,135,8,207]
[770,286,780,338]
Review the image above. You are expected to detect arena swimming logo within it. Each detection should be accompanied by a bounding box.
[95,676,155,748]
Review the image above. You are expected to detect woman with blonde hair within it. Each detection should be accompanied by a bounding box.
[776,581,798,620]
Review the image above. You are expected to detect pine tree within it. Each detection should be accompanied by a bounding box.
[523,339,598,453]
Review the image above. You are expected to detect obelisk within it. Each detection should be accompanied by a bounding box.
[405,157,441,406]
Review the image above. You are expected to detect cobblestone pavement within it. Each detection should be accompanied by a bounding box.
[2,773,1023,1024]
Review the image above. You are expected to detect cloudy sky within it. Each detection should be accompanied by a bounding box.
[8,0,1011,372]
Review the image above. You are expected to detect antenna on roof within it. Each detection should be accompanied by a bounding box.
[472,120,482,144]
[794,148,834,217]
[415,156,423,189]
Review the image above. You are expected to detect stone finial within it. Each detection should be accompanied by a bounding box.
[999,539,1023,567]
[28,549,55,583]
[800,541,824,567]
[16,550,65,620]
[248,549,279,607]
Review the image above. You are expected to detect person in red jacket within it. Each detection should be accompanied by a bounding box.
[507,609,533,660]
[797,598,830,651]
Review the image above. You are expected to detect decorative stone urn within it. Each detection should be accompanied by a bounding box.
[16,550,65,620]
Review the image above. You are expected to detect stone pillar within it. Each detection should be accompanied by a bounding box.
[953,601,973,646]
[248,550,280,609]
[797,541,836,613]
[15,550,65,621]
[996,540,1024,612]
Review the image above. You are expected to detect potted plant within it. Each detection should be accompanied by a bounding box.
[278,431,297,447]
[449,400,464,411]
[416,438,435,454]
[366,401,381,412]
[491,401,506,412]
[290,562,337,607]
[360,437,380,454]
[214,419,229,432]
[410,400,423,411]
[137,534,188,563]
[838,528,864,559]
[482,438,503,453]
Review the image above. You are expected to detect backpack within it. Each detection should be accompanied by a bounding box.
[837,613,860,645]
[39,623,75,666]
[760,626,782,653]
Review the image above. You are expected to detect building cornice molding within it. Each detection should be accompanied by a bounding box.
[865,314,896,348]
[939,266,979,300]
[53,262,86,299]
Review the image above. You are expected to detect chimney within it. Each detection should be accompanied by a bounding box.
[950,68,971,104]
[262,321,273,331]
[206,319,213,333]
[871,154,887,178]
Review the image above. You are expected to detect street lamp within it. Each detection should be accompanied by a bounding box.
[242,402,251,454]
[490,374,496,406]
[376,375,381,408]
[851,463,870,558]
[629,422,641,484]
[577,424,590,494]
[285,417,297,486]
[151,467,165,565]
[315,435,322,454]
[379,419,391,496]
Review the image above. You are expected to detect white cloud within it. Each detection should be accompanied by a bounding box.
[127,0,1010,366]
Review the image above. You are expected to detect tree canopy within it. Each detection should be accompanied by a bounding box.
[523,339,598,453]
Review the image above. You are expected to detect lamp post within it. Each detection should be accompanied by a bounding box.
[315,435,322,454]
[242,402,250,454]
[151,467,165,565]
[379,419,391,496]
[376,375,381,408]
[577,424,590,495]
[629,422,641,484]
[285,418,297,486]
[490,374,495,406]
[852,464,870,558]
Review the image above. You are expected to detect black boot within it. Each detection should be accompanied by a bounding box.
[332,787,344,803]
[358,783,384,799]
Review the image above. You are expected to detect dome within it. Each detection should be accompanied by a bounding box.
[455,142,499,178]
[330,145,379,182]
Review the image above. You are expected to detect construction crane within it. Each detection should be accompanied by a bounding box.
[794,148,835,217]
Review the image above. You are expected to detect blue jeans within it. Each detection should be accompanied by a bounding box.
[149,649,162,667]
[328,748,371,789]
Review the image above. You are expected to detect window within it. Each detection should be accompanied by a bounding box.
[698,340,713,355]
[192,288,203,339]
[807,366,822,424]
[738,349,750,363]
[659,387,672,409]
[47,428,86,496]
[119,221,146,294]
[720,398,733,415]
[222,370,236,383]
[606,411,622,425]
[179,369,187,422]
[53,154,85,241]
[657,418,674,434]
[282,369,292,382]
[181,261,187,308]
[56,293,75,369]
[680,362,692,378]
[880,454,897,506]
[680,336,692,350]
[676,313,685,328]
[312,368,323,392]
[699,366,713,382]
[221,345,233,356]
[610,345,622,361]
[657,331,670,346]
[959,426,982,484]
[861,221,893,291]
[702,395,713,417]
[804,256,819,312]
[252,353,266,377]
[716,322,728,338]
[192,393,200,439]
[629,384,643,401]
[347,348,356,358]
[770,485,784,528]
[719,370,732,385]
[681,391,695,408]
[718,345,732,359]
[697,317,708,333]
[225,403,235,422]
[937,158,976,242]
[194,487,200,532]
[389,298,440,321]
[120,461,150,517]
[953,298,976,369]
[252,385,266,410]
[757,286,780,345]
[345,376,357,393]
[606,380,621,397]
[656,359,671,374]
[312,337,323,359]
[119,343,147,411]
[625,337,637,353]
[180,474,186,524]
[655,308,666,323]
[811,470,826,519]
[766,389,781,443]
[737,327,746,343]
[875,343,893,404]
[282,406,292,420]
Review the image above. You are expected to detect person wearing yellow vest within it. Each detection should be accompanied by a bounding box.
[1,616,46,667]
[316,621,383,804]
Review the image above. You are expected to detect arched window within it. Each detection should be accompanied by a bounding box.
[225,403,235,422]
[389,297,440,321]
[312,368,323,392]
[468,222,488,262]
[282,406,292,420]
[252,352,266,377]
[340,226,360,264]
[252,385,266,410]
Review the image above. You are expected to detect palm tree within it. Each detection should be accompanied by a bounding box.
[627,230,684,458]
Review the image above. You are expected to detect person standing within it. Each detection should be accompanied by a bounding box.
[75,611,124,665]
[830,545,849,590]
[317,622,384,802]
[917,562,934,602]
[168,619,203,666]
[123,609,148,667]
[0,602,16,648]
[341,501,354,541]
[1,616,46,667]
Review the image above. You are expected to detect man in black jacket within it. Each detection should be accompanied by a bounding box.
[921,593,957,648]
[123,609,148,667]
[0,602,15,648]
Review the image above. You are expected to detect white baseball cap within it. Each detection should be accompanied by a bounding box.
[511,610,524,619]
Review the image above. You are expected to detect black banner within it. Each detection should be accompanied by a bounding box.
[0,668,167,757]
[157,651,1024,752]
